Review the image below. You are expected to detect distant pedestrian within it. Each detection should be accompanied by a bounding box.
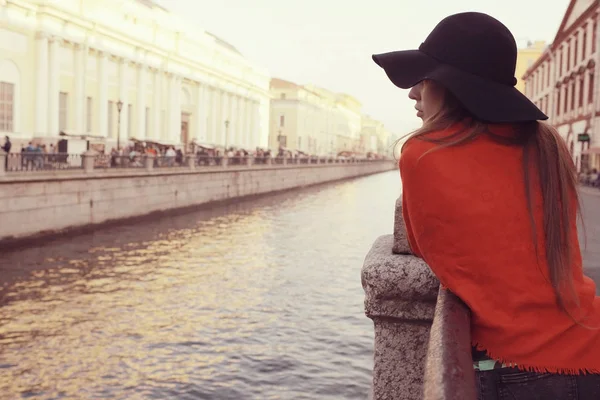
[373,11,600,397]
[2,136,10,169]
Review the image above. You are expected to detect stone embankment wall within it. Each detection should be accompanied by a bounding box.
[0,161,394,242]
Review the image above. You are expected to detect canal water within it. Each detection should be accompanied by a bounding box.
[0,170,401,400]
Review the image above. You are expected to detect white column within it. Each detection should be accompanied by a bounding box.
[47,37,60,136]
[237,97,245,148]
[153,69,162,140]
[252,101,260,148]
[167,74,174,142]
[73,43,85,133]
[97,51,108,137]
[244,98,252,148]
[35,32,49,136]
[118,59,129,142]
[201,84,209,143]
[231,95,239,147]
[168,75,182,144]
[238,96,244,147]
[221,91,229,147]
[136,65,147,139]
[174,76,182,145]
[194,83,204,142]
[211,88,220,145]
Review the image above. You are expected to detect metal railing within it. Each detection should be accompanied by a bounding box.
[6,153,83,172]
[95,154,145,169]
[1,152,393,175]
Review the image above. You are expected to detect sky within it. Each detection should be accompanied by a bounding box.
[164,0,570,136]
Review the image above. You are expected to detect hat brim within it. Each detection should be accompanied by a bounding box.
[372,50,548,123]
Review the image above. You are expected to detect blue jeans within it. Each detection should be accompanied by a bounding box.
[477,367,600,399]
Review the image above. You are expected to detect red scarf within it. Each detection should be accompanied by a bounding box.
[400,124,600,374]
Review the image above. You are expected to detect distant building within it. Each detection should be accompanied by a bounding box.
[0,0,271,151]
[269,78,364,156]
[515,41,547,93]
[523,0,600,172]
[360,115,393,157]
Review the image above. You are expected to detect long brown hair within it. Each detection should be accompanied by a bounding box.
[398,82,582,315]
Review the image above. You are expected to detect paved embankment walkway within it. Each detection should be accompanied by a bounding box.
[580,187,600,288]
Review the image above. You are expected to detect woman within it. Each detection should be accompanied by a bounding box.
[373,12,600,399]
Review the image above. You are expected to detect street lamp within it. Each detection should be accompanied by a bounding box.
[224,119,230,150]
[116,100,123,151]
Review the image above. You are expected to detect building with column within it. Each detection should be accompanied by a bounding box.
[0,0,271,152]
[360,115,393,157]
[522,0,600,171]
[269,78,365,156]
[515,40,547,94]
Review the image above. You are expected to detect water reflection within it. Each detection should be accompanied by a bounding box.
[0,171,400,399]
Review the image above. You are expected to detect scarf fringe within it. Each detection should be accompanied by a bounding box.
[472,341,600,376]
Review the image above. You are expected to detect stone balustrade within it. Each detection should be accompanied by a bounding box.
[361,198,439,399]
[362,197,475,399]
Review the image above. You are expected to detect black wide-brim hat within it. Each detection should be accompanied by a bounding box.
[372,12,548,123]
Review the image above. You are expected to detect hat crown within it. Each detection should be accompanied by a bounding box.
[419,12,518,86]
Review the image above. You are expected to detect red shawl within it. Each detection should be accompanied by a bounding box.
[400,123,600,374]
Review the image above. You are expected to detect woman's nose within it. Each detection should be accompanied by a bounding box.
[408,86,420,101]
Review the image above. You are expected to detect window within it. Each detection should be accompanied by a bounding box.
[570,82,575,111]
[108,100,114,138]
[59,92,68,133]
[579,78,584,109]
[594,21,598,54]
[86,97,93,133]
[0,82,14,132]
[584,29,588,60]
[145,107,150,137]
[556,90,561,116]
[558,52,563,77]
[575,36,579,65]
[567,42,571,71]
[589,74,595,103]
[280,93,286,100]
[127,104,132,137]
[279,115,285,127]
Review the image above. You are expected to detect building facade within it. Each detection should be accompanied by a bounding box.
[269,78,365,156]
[360,115,393,157]
[523,0,600,171]
[0,0,271,151]
[515,41,547,94]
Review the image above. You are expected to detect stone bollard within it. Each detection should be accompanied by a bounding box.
[282,155,288,165]
[82,150,97,173]
[222,156,229,168]
[362,198,440,400]
[0,149,6,176]
[266,157,272,165]
[246,156,253,166]
[186,154,196,170]
[145,154,155,172]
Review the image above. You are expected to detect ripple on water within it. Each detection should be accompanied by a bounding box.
[0,171,399,399]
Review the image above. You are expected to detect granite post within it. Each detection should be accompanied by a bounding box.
[362,198,440,400]
[186,154,196,170]
[0,149,6,176]
[145,154,155,172]
[82,150,97,173]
